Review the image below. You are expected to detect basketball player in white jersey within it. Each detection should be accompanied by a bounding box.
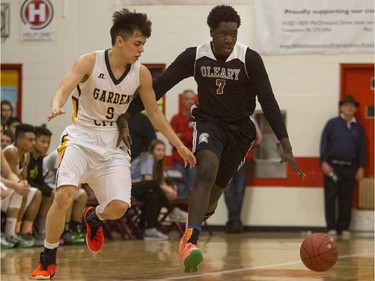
[32,9,196,279]
[3,124,41,248]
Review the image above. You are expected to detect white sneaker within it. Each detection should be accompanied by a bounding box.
[143,228,169,241]
[0,233,15,249]
[168,207,188,223]
[327,230,337,238]
[6,233,34,248]
[341,231,351,240]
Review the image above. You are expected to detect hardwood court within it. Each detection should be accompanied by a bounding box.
[1,231,374,281]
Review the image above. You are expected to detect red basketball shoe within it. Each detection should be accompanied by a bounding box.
[83,207,104,253]
[31,252,57,279]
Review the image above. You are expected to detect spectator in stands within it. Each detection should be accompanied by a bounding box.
[131,139,188,240]
[320,95,366,240]
[1,130,13,149]
[43,150,87,245]
[145,139,178,200]
[1,100,14,131]
[170,90,197,198]
[1,148,31,248]
[3,124,42,247]
[6,117,22,140]
[128,112,156,160]
[224,117,262,233]
[26,126,54,246]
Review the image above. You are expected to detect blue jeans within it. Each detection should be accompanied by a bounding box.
[224,162,250,224]
[173,160,197,199]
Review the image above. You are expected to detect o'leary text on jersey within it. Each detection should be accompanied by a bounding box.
[93,88,133,105]
[200,66,240,80]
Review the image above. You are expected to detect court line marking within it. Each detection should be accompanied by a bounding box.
[150,252,374,281]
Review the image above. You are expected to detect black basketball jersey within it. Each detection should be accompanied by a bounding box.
[27,153,53,196]
[151,42,288,140]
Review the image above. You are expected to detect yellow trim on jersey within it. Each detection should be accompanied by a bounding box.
[71,96,79,123]
[57,135,68,165]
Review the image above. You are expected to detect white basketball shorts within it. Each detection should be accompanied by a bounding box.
[56,124,131,213]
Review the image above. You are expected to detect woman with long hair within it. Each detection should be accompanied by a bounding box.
[131,139,187,240]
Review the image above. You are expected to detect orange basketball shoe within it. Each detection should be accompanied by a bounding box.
[179,219,203,273]
[83,207,104,253]
[31,252,57,279]
[180,242,203,273]
[179,217,189,255]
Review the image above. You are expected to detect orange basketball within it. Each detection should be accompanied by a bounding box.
[300,232,339,272]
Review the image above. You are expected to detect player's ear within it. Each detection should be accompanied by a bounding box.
[116,35,125,46]
[116,35,127,47]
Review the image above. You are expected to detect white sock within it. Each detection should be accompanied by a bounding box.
[44,240,59,249]
[4,217,17,237]
[95,206,105,221]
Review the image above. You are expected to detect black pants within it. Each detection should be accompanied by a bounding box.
[131,180,173,228]
[324,163,356,234]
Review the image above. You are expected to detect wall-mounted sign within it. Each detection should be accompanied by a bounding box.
[254,0,374,54]
[20,0,54,41]
[1,3,10,39]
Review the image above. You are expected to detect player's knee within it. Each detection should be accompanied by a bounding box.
[107,200,129,219]
[54,186,76,210]
[33,189,43,205]
[197,165,217,184]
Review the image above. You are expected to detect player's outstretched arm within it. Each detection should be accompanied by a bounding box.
[48,53,95,121]
[279,138,305,178]
[137,65,196,168]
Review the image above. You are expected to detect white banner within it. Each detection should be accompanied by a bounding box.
[20,0,55,41]
[114,0,248,5]
[254,0,374,54]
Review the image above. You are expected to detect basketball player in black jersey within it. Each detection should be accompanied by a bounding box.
[118,5,305,273]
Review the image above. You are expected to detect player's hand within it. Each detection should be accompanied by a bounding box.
[117,114,132,149]
[177,145,196,168]
[280,151,305,178]
[1,188,9,199]
[48,107,65,121]
[15,180,30,196]
[279,138,305,178]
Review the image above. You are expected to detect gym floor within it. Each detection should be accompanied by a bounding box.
[1,231,374,281]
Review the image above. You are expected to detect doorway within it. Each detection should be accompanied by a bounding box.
[340,64,374,210]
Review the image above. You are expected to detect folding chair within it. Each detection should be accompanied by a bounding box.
[159,168,213,236]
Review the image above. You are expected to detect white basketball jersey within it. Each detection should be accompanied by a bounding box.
[71,49,140,131]
[3,144,28,176]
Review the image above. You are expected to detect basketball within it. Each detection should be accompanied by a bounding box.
[300,232,339,272]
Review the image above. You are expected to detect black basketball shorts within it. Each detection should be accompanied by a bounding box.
[192,117,256,188]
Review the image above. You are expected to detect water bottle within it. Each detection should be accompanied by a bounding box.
[328,171,339,183]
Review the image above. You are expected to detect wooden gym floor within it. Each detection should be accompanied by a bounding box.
[1,231,374,281]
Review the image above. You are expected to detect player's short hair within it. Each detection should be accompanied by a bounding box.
[207,5,241,30]
[15,123,35,140]
[110,8,152,46]
[35,125,52,138]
